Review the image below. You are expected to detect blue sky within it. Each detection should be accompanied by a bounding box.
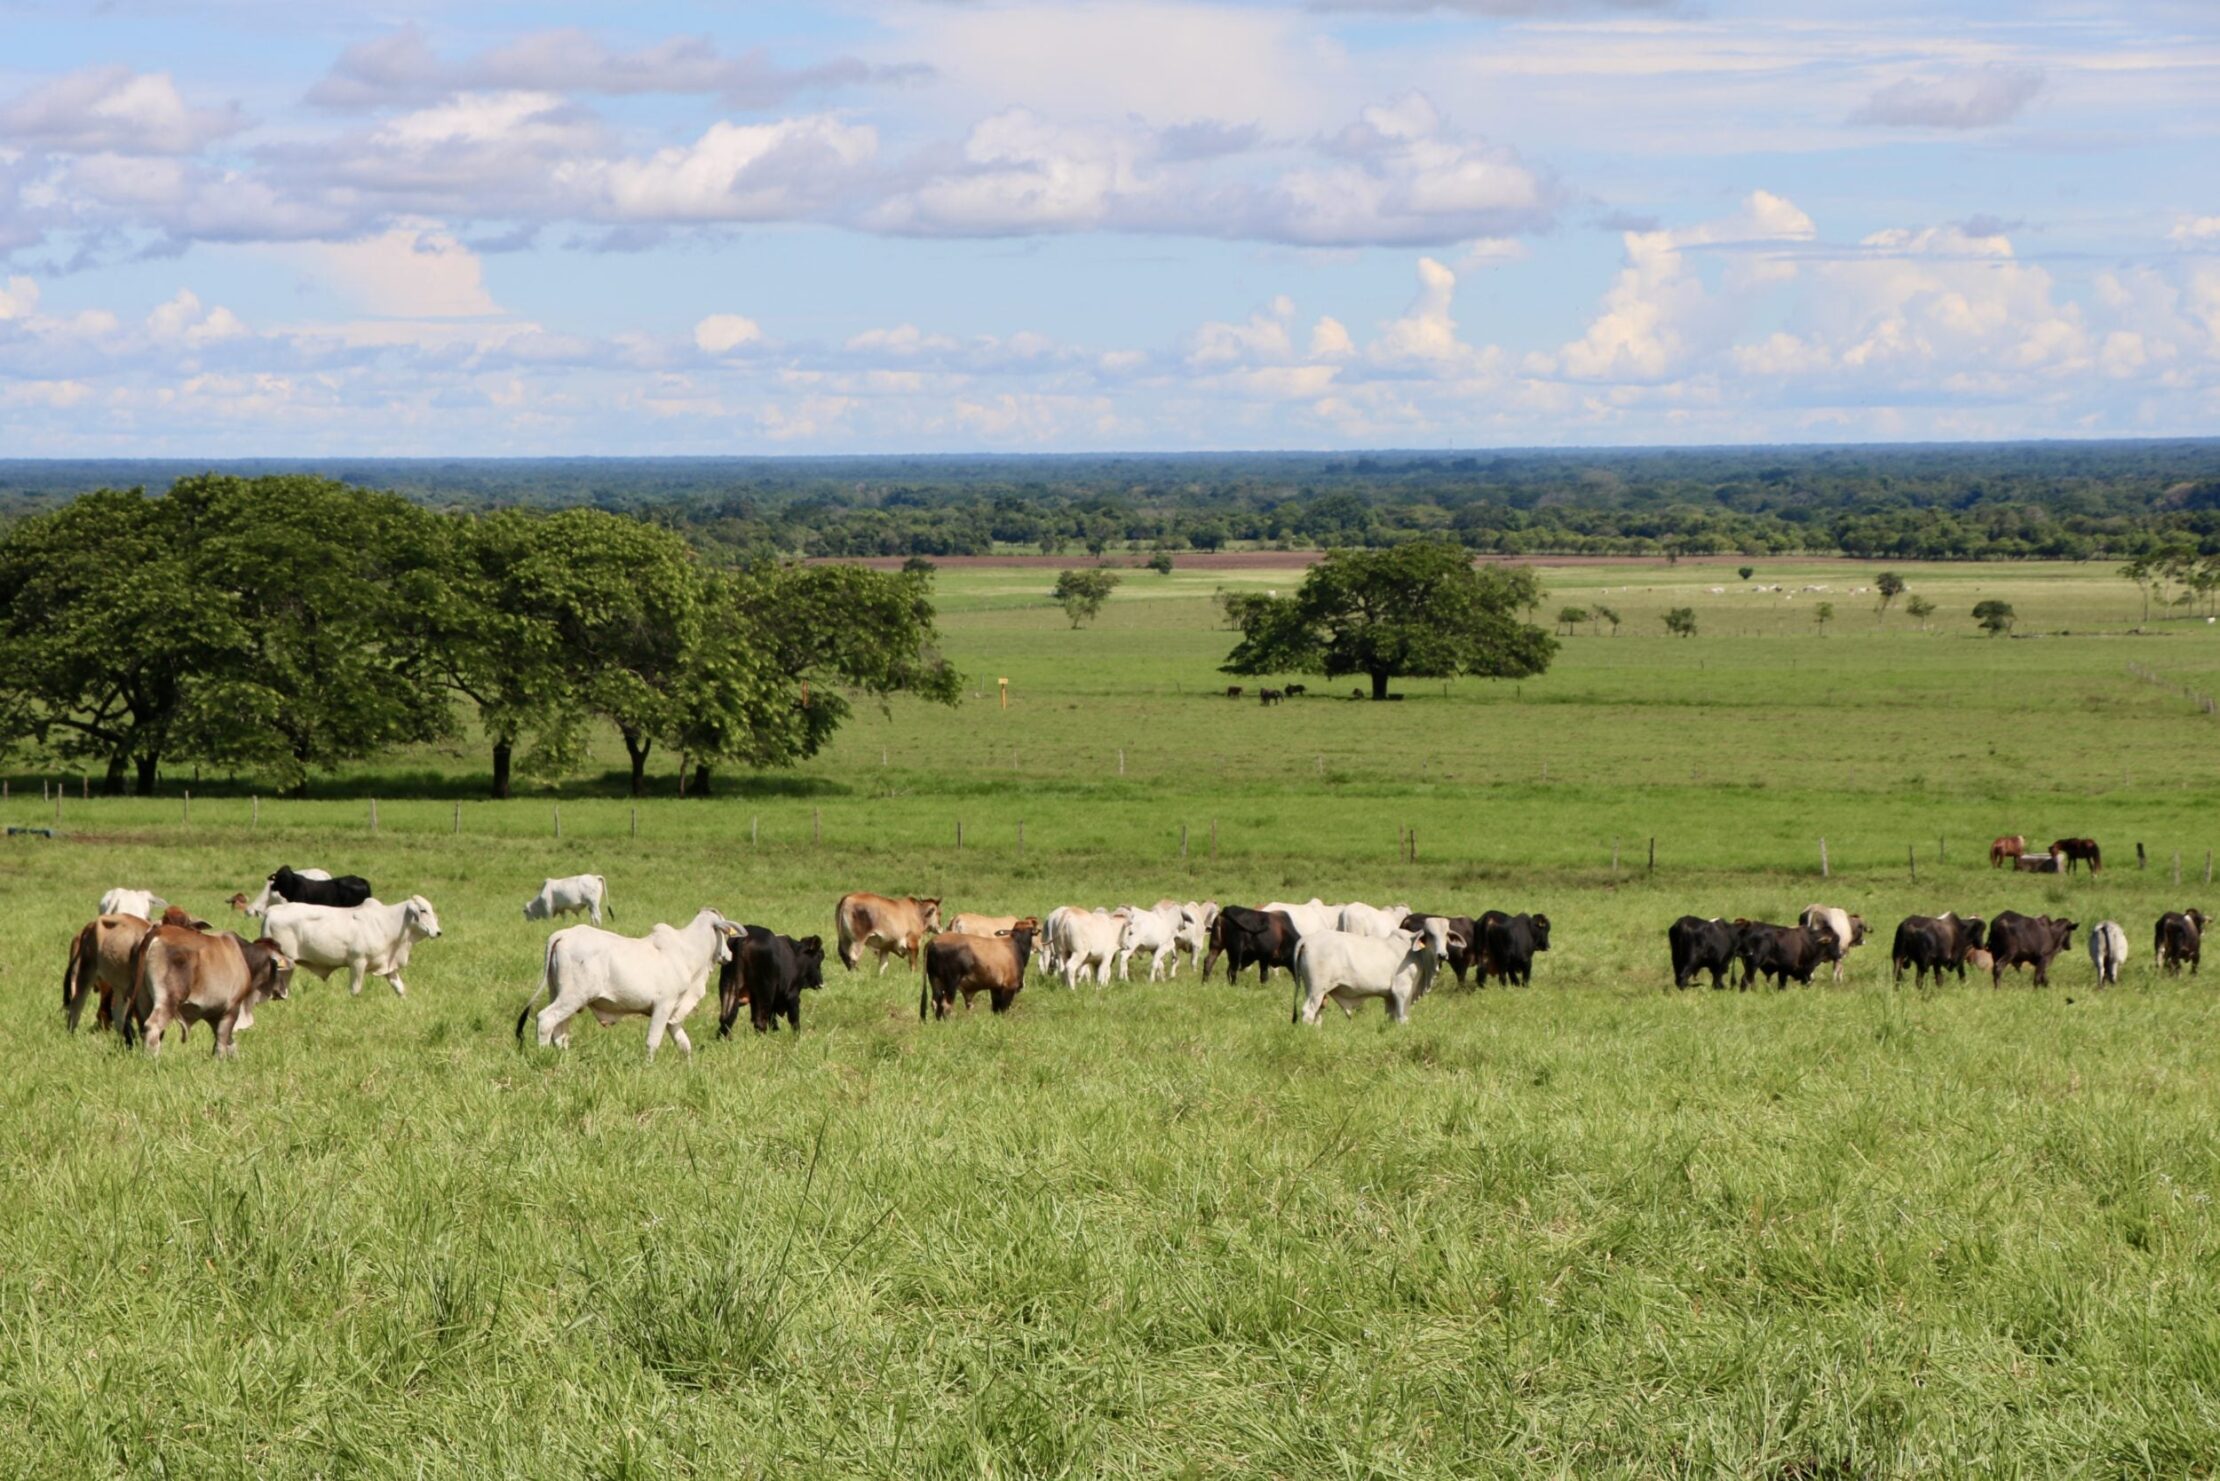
[0,0,2213,453]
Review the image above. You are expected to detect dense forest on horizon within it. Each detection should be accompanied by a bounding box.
[4,440,2219,562]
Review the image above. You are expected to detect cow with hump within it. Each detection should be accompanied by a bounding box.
[525,874,613,927]
[922,923,1037,1020]
[1985,911,2076,986]
[835,892,940,975]
[261,895,443,996]
[1799,904,1867,982]
[1290,916,1456,1024]
[1890,912,1986,986]
[123,909,294,1057]
[64,910,160,1032]
[717,926,827,1037]
[515,908,739,1059]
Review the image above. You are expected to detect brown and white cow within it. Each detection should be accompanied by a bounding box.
[835,892,941,974]
[920,925,1036,1020]
[124,922,293,1057]
[63,912,154,1032]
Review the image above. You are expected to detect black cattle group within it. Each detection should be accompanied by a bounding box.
[1196,906,1552,988]
[1672,907,2208,991]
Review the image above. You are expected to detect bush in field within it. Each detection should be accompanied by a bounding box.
[1053,568,1122,628]
[1973,599,2017,636]
[1664,607,1698,638]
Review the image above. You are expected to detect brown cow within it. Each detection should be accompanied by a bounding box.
[124,924,293,1057]
[835,892,941,974]
[920,926,1036,1020]
[2156,910,2208,976]
[945,912,1040,940]
[1990,835,2027,868]
[62,912,153,1032]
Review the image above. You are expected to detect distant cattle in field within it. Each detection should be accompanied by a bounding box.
[921,925,1036,1020]
[64,912,155,1032]
[1742,922,1842,989]
[1258,688,1283,706]
[1799,905,1868,982]
[1668,916,1739,990]
[265,865,372,909]
[2156,910,2208,976]
[1284,684,1306,697]
[1290,918,1454,1025]
[2088,921,2128,986]
[1986,911,2076,986]
[525,874,612,926]
[2050,838,2101,873]
[1202,907,1301,985]
[1990,835,2026,868]
[1225,686,1244,699]
[1892,913,1986,986]
[835,893,940,974]
[717,927,825,1036]
[2014,852,2061,874]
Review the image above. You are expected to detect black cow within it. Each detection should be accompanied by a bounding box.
[1890,912,1986,986]
[1742,922,1842,989]
[716,926,826,1037]
[1201,907,1301,984]
[1479,911,1550,986]
[1667,916,1738,989]
[268,865,372,909]
[1986,910,2076,987]
[2156,910,2208,976]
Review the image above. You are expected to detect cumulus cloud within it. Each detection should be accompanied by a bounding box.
[2169,216,2220,248]
[1850,66,2044,130]
[694,314,764,355]
[588,114,878,222]
[293,224,501,318]
[0,67,243,156]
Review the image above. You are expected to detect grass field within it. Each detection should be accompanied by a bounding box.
[6,559,2220,1475]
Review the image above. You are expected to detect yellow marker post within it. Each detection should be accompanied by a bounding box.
[998,676,1009,709]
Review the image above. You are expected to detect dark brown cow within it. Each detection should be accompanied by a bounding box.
[2050,838,2101,873]
[2156,910,2208,976]
[1891,913,1986,986]
[1258,688,1284,706]
[835,892,941,974]
[1986,911,2076,987]
[63,912,154,1032]
[920,926,1036,1020]
[123,923,294,1056]
[1201,907,1301,984]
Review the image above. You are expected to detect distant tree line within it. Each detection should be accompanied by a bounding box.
[0,475,959,797]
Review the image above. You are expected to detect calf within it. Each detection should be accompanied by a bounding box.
[525,874,613,927]
[2088,921,2128,986]
[1986,911,2076,987]
[921,926,1036,1020]
[266,864,373,908]
[1479,912,1550,986]
[1290,919,1453,1025]
[1743,922,1843,989]
[717,927,826,1036]
[63,911,154,1032]
[835,892,940,975]
[2156,910,2208,976]
[1891,912,1986,986]
[1202,907,1302,985]
[124,925,293,1057]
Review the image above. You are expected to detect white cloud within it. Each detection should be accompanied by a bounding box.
[589,114,877,222]
[1849,65,2044,129]
[297,224,501,318]
[694,314,764,354]
[2169,216,2220,248]
[0,67,243,155]
[0,276,38,320]
[146,289,248,346]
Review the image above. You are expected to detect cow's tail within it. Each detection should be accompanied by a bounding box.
[918,958,929,1023]
[514,936,559,1044]
[599,875,614,922]
[835,898,861,971]
[1288,939,1309,1023]
[62,928,87,1024]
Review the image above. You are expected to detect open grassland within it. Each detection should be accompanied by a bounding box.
[5,561,2220,1476]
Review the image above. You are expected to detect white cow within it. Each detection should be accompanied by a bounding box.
[1173,900,1219,971]
[514,908,737,1060]
[1337,901,1414,939]
[1117,903,1185,981]
[1798,904,1869,983]
[99,888,166,920]
[524,874,612,927]
[1051,908,1126,989]
[261,895,443,996]
[1290,918,1452,1025]
[2089,920,2129,986]
[246,866,331,915]
[1263,898,1342,939]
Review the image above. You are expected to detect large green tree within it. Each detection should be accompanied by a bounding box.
[1219,543,1556,700]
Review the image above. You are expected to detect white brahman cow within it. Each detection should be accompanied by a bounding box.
[1051,907,1126,989]
[1336,901,1414,939]
[1117,903,1185,981]
[1263,898,1343,939]
[524,873,613,927]
[98,888,167,920]
[2088,920,2129,986]
[513,908,738,1059]
[261,895,443,996]
[1290,917,1454,1025]
[1173,900,1219,972]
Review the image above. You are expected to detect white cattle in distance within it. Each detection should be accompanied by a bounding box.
[99,888,166,920]
[1172,900,1219,971]
[1291,918,1454,1025]
[1050,907,1126,989]
[1336,901,1414,939]
[514,909,738,1060]
[2088,920,2129,986]
[525,874,612,927]
[1116,903,1185,981]
[261,895,443,996]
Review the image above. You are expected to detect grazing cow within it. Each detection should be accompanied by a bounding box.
[524,874,613,927]
[1116,903,1185,981]
[1798,904,1868,982]
[98,888,166,920]
[263,865,372,909]
[261,895,443,996]
[1990,835,2027,868]
[1051,907,1126,988]
[1479,912,1551,986]
[2051,838,2102,873]
[1986,911,2077,987]
[1405,912,1485,986]
[1284,684,1307,697]
[123,925,293,1057]
[2014,853,2061,875]
[1337,901,1415,939]
[1743,922,1843,989]
[920,926,1038,1020]
[1890,913,1987,986]
[1290,918,1454,1024]
[2156,910,2208,976]
[1202,907,1302,985]
[834,893,941,975]
[716,927,826,1036]
[1668,916,1739,990]
[1225,686,1244,699]
[1261,898,1342,940]
[63,911,154,1032]
[2088,921,2129,986]
[514,909,738,1058]
[1258,688,1284,706]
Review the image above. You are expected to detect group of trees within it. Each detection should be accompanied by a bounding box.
[0,476,959,797]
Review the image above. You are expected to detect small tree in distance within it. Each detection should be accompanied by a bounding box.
[1594,603,1621,636]
[1557,605,1590,636]
[1973,599,2016,636]
[1875,571,1905,616]
[1664,606,1697,638]
[1738,566,1754,582]
[1147,551,1175,575]
[1905,595,1936,630]
[1814,601,1835,634]
[1053,568,1121,628]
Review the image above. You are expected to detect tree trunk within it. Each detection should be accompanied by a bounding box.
[491,739,513,801]
[1370,671,1391,702]
[133,754,159,796]
[103,754,128,797]
[621,729,651,797]
[692,762,713,797]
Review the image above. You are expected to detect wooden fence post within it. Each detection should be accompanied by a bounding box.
[1939,835,1945,864]
[252,795,259,827]
[41,779,48,802]
[54,791,61,824]
[1908,844,1916,884]
[554,803,561,840]
[1118,748,1126,776]
[183,790,191,826]
[630,806,638,839]
[1180,823,1188,858]
[955,819,963,851]
[1819,838,1830,878]
[1648,837,1656,874]
[1409,829,1417,863]
[454,801,461,834]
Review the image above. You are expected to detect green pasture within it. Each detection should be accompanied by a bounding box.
[3,559,2219,1475]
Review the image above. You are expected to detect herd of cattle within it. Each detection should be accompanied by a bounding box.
[53,862,2213,1059]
